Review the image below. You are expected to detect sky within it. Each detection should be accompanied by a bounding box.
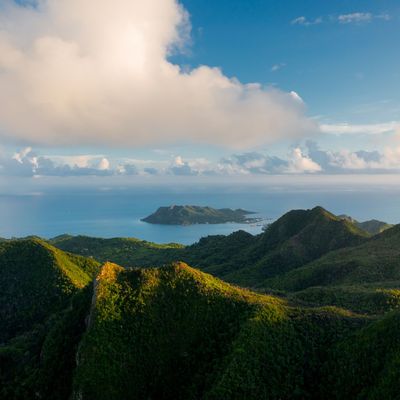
[0,0,399,186]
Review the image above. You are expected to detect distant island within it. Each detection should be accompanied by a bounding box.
[141,205,262,225]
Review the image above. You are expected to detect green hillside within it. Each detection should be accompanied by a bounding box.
[73,262,367,400]
[47,207,400,317]
[50,235,182,267]
[0,238,99,342]
[50,207,371,290]
[182,206,368,287]
[290,285,400,315]
[2,234,400,398]
[324,311,400,399]
[266,225,400,292]
[0,239,100,400]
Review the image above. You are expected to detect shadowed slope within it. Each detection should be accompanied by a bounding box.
[0,238,99,343]
[184,206,368,287]
[324,311,400,399]
[0,239,100,400]
[266,224,400,292]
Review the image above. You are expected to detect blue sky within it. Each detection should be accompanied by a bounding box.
[175,0,400,122]
[0,0,399,182]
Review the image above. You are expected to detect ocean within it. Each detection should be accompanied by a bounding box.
[1,185,400,244]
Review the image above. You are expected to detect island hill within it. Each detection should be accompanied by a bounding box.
[141,205,262,225]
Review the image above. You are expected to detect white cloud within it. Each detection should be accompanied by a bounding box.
[320,121,399,135]
[328,150,368,170]
[13,147,33,164]
[172,156,185,167]
[393,126,400,144]
[1,147,116,176]
[97,158,110,170]
[292,12,390,26]
[219,152,287,174]
[291,16,322,26]
[338,13,372,24]
[5,144,400,178]
[271,63,286,72]
[337,12,390,24]
[0,0,316,149]
[305,141,400,172]
[168,155,197,176]
[336,147,400,171]
[370,147,400,170]
[286,148,322,173]
[49,154,104,168]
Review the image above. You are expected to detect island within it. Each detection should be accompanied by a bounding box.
[141,205,262,225]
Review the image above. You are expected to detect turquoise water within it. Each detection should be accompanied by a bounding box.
[1,186,400,244]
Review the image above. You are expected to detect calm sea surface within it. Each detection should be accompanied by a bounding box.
[1,186,400,244]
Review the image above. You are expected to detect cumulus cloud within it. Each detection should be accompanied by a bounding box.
[0,147,115,176]
[97,158,110,171]
[168,156,196,176]
[0,0,315,149]
[286,148,322,173]
[5,143,400,178]
[167,155,217,176]
[305,141,400,172]
[219,152,287,174]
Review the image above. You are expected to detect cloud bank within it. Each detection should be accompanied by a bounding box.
[8,141,400,178]
[0,0,315,149]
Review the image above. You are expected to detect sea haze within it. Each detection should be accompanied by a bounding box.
[2,184,400,244]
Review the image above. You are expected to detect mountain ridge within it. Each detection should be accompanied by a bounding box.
[2,207,400,398]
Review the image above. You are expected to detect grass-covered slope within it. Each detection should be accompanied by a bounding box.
[266,224,400,292]
[183,206,368,287]
[50,234,182,267]
[248,206,368,279]
[0,238,100,343]
[73,262,367,400]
